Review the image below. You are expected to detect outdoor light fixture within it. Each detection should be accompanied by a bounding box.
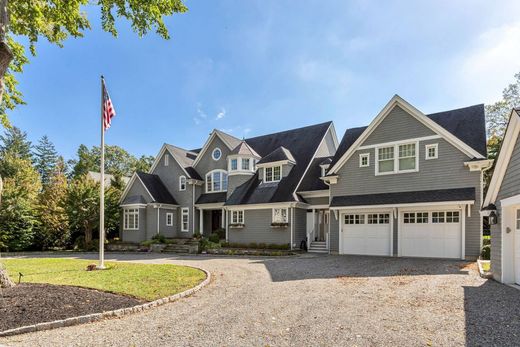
[489,211,498,225]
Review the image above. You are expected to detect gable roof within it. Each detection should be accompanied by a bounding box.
[226,122,333,205]
[257,146,296,165]
[230,140,261,158]
[191,129,241,167]
[148,144,202,180]
[328,96,486,174]
[135,172,178,205]
[298,156,332,192]
[483,109,520,207]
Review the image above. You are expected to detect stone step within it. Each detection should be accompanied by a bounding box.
[308,248,328,253]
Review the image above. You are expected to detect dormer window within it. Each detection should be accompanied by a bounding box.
[264,166,282,182]
[228,156,256,173]
[242,158,250,170]
[179,175,186,191]
[206,170,228,193]
[230,158,238,171]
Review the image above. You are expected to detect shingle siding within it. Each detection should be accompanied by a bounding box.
[491,203,502,281]
[293,208,307,249]
[331,107,482,258]
[120,208,147,243]
[227,209,291,245]
[497,136,520,201]
[330,212,339,252]
[362,105,435,146]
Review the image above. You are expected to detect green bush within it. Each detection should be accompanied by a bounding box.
[258,243,267,249]
[199,238,221,252]
[73,236,99,251]
[208,233,220,243]
[140,240,154,247]
[481,244,490,260]
[152,234,166,243]
[214,228,226,239]
[248,242,258,249]
[219,242,289,250]
[193,230,202,239]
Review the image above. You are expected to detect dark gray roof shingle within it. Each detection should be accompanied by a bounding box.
[164,144,203,180]
[329,104,487,170]
[196,192,227,204]
[136,172,177,205]
[257,146,296,165]
[121,195,147,205]
[330,187,475,207]
[298,157,331,192]
[226,122,332,205]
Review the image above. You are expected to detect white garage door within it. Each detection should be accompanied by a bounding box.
[515,208,520,285]
[341,213,392,256]
[400,210,462,259]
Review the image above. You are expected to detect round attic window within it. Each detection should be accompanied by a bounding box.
[212,148,222,161]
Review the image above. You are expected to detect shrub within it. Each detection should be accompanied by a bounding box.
[481,244,490,260]
[152,234,167,243]
[258,243,267,249]
[248,242,258,249]
[209,233,220,243]
[140,240,154,247]
[193,230,202,239]
[199,238,221,252]
[214,228,226,239]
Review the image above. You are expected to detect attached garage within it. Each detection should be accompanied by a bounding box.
[340,212,392,256]
[399,208,463,259]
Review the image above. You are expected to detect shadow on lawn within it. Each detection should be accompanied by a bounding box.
[464,280,520,347]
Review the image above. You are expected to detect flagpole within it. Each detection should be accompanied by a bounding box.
[99,75,106,269]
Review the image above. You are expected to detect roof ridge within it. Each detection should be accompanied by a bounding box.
[426,103,484,117]
[245,121,332,141]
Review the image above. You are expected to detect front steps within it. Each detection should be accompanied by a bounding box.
[308,241,328,253]
[162,239,199,254]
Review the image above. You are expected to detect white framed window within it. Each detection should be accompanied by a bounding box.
[264,166,282,183]
[376,142,418,175]
[242,158,250,171]
[164,154,169,166]
[231,210,244,224]
[166,212,173,226]
[179,175,186,191]
[181,208,189,232]
[212,148,222,161]
[123,208,139,230]
[425,143,438,160]
[205,170,228,193]
[344,214,365,224]
[359,153,370,167]
[272,208,288,223]
[446,211,460,223]
[230,158,238,171]
[432,212,445,223]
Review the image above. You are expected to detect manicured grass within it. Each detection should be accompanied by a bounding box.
[1,258,206,301]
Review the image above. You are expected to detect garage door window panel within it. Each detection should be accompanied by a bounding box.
[404,212,415,223]
[379,214,390,224]
[416,212,428,223]
[432,212,445,223]
[368,214,378,224]
[446,211,460,223]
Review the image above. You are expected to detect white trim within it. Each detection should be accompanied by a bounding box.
[461,205,466,260]
[181,207,189,232]
[148,144,193,178]
[150,203,178,210]
[195,202,225,209]
[166,212,173,226]
[375,141,419,176]
[293,123,336,200]
[212,147,222,161]
[299,190,329,198]
[501,194,520,207]
[120,203,147,208]
[328,95,485,175]
[308,204,329,209]
[290,207,294,250]
[330,200,475,210]
[357,135,441,150]
[425,143,438,160]
[230,210,245,224]
[123,208,140,230]
[484,111,520,206]
[179,175,187,191]
[465,159,493,172]
[359,153,370,167]
[192,130,240,167]
[205,169,228,193]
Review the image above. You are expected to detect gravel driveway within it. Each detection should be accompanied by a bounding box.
[1,253,519,347]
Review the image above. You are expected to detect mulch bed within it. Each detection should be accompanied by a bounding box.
[0,283,144,332]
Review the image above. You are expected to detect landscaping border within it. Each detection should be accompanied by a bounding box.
[0,266,211,337]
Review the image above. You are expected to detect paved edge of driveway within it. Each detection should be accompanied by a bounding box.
[0,266,211,338]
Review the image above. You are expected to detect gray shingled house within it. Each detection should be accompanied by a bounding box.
[119,95,490,259]
[482,107,520,284]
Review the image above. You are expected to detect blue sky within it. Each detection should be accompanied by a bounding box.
[8,0,520,160]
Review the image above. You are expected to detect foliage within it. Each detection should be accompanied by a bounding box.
[152,233,167,243]
[105,175,125,238]
[481,244,490,260]
[34,162,69,250]
[33,135,59,186]
[69,144,153,178]
[3,0,188,122]
[0,152,41,251]
[3,258,205,301]
[208,232,220,243]
[198,238,220,252]
[0,126,32,163]
[220,242,290,250]
[485,72,520,139]
[65,175,100,245]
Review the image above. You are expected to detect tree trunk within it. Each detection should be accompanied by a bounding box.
[85,224,93,244]
[0,0,14,288]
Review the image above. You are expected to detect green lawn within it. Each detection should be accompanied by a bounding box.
[1,258,206,301]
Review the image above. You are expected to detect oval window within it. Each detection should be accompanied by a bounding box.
[212,148,222,161]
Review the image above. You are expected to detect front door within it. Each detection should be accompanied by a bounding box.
[515,208,520,285]
[211,210,222,232]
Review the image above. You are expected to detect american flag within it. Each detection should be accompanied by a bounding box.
[102,79,116,130]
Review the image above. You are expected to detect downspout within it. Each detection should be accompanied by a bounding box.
[290,207,294,250]
[192,183,195,234]
[156,205,160,234]
[480,161,494,251]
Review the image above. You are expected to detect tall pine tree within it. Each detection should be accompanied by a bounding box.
[0,126,32,161]
[33,135,59,185]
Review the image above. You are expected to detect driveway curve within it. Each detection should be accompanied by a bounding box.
[2,253,519,347]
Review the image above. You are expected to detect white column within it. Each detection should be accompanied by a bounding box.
[312,208,316,242]
[221,208,225,228]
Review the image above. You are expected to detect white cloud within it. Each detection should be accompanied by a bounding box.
[455,20,520,104]
[215,108,226,120]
